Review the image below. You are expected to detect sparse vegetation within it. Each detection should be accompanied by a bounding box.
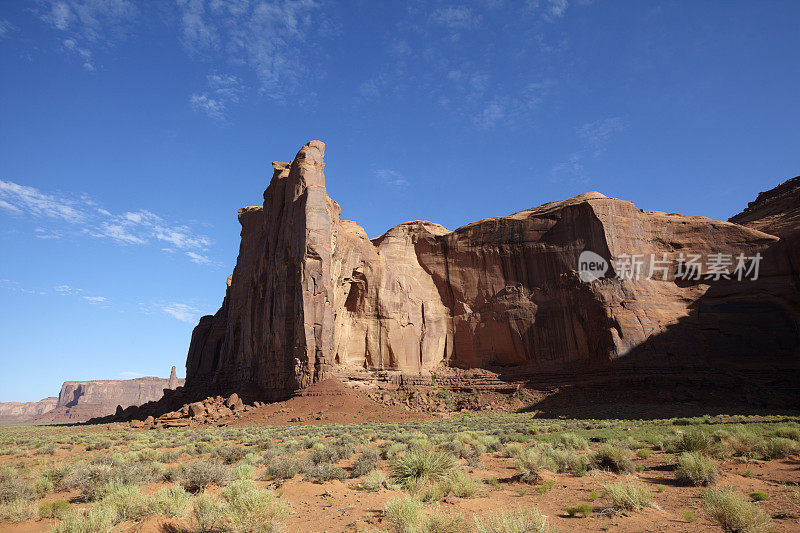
[603,481,654,512]
[592,444,634,473]
[675,451,718,486]
[0,412,794,531]
[704,487,772,532]
[473,508,550,533]
[181,460,231,492]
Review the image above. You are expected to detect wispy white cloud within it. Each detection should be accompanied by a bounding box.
[0,179,213,264]
[176,0,330,103]
[578,117,624,156]
[189,74,243,119]
[185,251,212,265]
[159,303,201,323]
[0,279,47,296]
[430,6,481,30]
[355,2,572,130]
[39,0,138,70]
[549,152,587,185]
[55,284,83,295]
[62,38,95,70]
[119,371,146,378]
[547,116,625,184]
[0,180,87,222]
[542,0,569,22]
[375,169,409,189]
[55,284,109,305]
[0,19,16,39]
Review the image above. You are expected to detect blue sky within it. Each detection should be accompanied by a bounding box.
[1,1,798,402]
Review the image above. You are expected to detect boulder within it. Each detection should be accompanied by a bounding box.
[188,402,206,418]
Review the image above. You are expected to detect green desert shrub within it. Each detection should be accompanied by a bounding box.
[704,487,772,533]
[757,437,798,459]
[193,493,223,533]
[514,448,548,483]
[97,480,147,521]
[446,470,481,498]
[215,445,249,465]
[391,448,457,488]
[552,433,589,450]
[419,504,468,533]
[147,484,192,518]
[39,499,70,519]
[0,498,36,522]
[53,504,118,533]
[41,464,72,487]
[263,455,303,480]
[360,469,388,492]
[304,463,347,483]
[61,463,114,501]
[0,474,33,503]
[220,480,290,533]
[592,445,634,473]
[384,496,423,533]
[676,452,718,486]
[181,460,231,492]
[603,481,654,512]
[351,448,381,478]
[565,503,592,518]
[502,443,524,458]
[233,464,257,481]
[381,442,407,461]
[473,508,550,533]
[671,431,716,455]
[546,447,590,475]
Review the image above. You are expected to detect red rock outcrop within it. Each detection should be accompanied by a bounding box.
[184,141,800,411]
[730,176,800,238]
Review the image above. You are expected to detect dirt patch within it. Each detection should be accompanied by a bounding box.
[225,379,430,427]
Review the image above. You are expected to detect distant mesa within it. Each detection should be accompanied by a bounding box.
[0,366,184,424]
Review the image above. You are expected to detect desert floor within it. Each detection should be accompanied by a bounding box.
[1,407,799,532]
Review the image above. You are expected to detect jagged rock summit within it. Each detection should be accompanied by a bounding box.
[182,141,799,412]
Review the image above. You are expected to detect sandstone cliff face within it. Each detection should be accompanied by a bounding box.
[185,141,800,402]
[25,367,185,424]
[56,375,184,410]
[0,397,58,422]
[730,176,800,238]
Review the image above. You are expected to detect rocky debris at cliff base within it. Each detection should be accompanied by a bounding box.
[127,378,428,428]
[366,386,541,413]
[128,393,253,428]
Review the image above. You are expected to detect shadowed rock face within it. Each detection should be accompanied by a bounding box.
[7,367,186,424]
[185,141,800,405]
[56,375,184,410]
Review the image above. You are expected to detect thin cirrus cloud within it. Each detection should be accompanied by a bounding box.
[547,116,625,185]
[54,284,109,306]
[0,179,213,264]
[375,169,409,189]
[355,1,571,130]
[158,303,201,323]
[38,0,139,71]
[189,74,244,120]
[176,0,331,116]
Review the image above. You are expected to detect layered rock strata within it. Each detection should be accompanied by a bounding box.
[184,141,800,408]
[18,367,185,424]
